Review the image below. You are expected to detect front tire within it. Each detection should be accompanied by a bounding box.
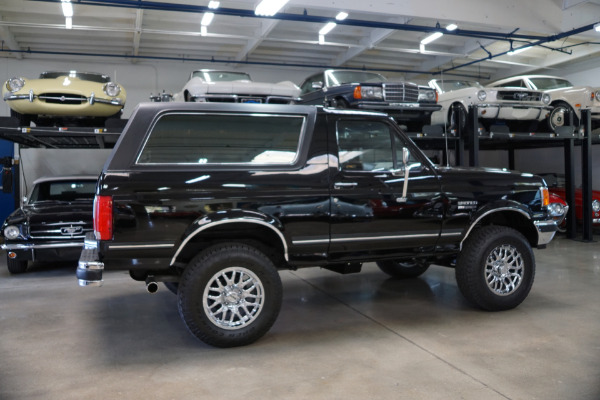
[455,226,535,311]
[177,243,282,347]
[548,101,578,133]
[376,260,430,278]
[7,257,28,274]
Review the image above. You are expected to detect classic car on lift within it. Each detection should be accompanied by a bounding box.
[1,175,97,274]
[428,79,552,134]
[490,75,600,133]
[539,172,600,232]
[173,69,300,104]
[298,69,441,131]
[2,71,126,127]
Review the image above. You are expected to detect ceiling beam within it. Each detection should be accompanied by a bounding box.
[0,15,22,59]
[234,19,279,62]
[132,9,143,63]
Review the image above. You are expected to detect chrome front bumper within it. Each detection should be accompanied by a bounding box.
[534,219,558,246]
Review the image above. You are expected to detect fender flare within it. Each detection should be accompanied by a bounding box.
[170,211,288,266]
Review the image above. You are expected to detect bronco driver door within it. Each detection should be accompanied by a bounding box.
[328,116,443,260]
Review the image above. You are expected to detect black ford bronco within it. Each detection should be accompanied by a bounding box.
[77,102,557,347]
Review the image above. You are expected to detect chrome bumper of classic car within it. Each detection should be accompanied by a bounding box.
[534,219,558,246]
[477,103,553,120]
[357,102,442,112]
[3,91,123,106]
[2,240,85,262]
[1,241,84,251]
[77,232,104,287]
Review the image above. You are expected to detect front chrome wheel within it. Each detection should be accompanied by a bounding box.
[484,244,524,296]
[203,267,265,330]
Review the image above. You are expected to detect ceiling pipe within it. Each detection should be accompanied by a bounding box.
[29,0,550,42]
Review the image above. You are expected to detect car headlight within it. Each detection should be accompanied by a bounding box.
[593,199,600,212]
[542,93,551,105]
[103,82,121,97]
[595,91,600,102]
[3,225,21,240]
[477,90,487,101]
[359,86,383,100]
[547,203,566,217]
[6,77,25,93]
[418,88,436,102]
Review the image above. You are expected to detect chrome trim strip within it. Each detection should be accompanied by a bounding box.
[170,218,288,265]
[1,242,83,250]
[292,231,460,245]
[460,207,531,249]
[108,243,174,249]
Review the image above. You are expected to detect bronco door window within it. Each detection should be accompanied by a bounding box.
[137,113,305,165]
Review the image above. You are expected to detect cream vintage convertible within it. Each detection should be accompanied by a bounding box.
[2,71,126,127]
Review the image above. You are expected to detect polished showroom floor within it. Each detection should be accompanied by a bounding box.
[0,235,599,400]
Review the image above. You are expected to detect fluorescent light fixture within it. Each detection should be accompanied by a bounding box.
[336,12,348,21]
[200,25,208,36]
[65,17,72,29]
[201,12,215,26]
[61,0,73,17]
[419,43,425,53]
[421,31,443,45]
[255,0,289,16]
[446,23,458,31]
[319,34,325,44]
[208,1,220,9]
[508,46,531,55]
[594,23,600,32]
[319,22,337,36]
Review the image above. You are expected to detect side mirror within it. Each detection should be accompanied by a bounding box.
[312,81,324,90]
[402,147,410,166]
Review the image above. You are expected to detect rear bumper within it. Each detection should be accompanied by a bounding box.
[76,233,104,286]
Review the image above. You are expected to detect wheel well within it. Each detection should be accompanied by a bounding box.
[469,210,538,247]
[173,222,287,269]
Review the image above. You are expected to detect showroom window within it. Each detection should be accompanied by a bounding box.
[137,113,305,165]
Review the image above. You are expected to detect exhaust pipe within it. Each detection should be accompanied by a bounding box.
[145,277,159,294]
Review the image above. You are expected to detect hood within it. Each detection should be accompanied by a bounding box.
[23,201,93,225]
[189,78,300,97]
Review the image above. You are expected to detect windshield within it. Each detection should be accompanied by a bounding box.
[434,80,483,93]
[191,71,252,82]
[529,77,572,90]
[325,70,386,86]
[29,180,96,203]
[39,71,110,83]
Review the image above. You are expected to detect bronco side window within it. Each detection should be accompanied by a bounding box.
[137,113,305,165]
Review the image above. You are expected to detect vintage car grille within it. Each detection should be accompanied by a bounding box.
[203,95,293,104]
[383,83,420,103]
[29,221,92,240]
[496,91,542,102]
[39,93,88,105]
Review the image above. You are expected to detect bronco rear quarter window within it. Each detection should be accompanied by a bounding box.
[136,113,305,165]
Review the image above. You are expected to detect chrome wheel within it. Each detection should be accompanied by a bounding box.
[203,267,265,330]
[484,244,524,296]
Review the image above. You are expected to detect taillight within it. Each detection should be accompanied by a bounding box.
[353,86,362,99]
[94,195,113,240]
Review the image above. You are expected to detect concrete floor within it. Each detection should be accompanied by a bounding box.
[0,235,599,400]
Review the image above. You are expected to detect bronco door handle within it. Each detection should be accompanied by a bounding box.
[334,182,358,189]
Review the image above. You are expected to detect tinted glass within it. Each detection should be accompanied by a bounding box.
[29,180,96,203]
[138,113,304,165]
[529,77,572,90]
[435,80,483,92]
[326,70,386,86]
[191,71,251,82]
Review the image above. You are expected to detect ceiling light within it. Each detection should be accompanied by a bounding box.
[419,43,425,53]
[61,0,73,17]
[446,23,458,31]
[421,31,443,45]
[200,25,208,36]
[65,17,72,29]
[336,12,348,21]
[319,22,337,36]
[319,34,325,44]
[208,1,220,9]
[594,23,600,32]
[255,0,289,16]
[201,12,215,26]
[508,46,531,55]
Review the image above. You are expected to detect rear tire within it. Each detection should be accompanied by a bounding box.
[376,260,430,278]
[455,226,535,311]
[177,243,282,347]
[7,257,28,274]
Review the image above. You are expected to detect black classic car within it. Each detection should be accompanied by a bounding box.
[1,176,96,274]
[298,69,441,131]
[77,102,557,348]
